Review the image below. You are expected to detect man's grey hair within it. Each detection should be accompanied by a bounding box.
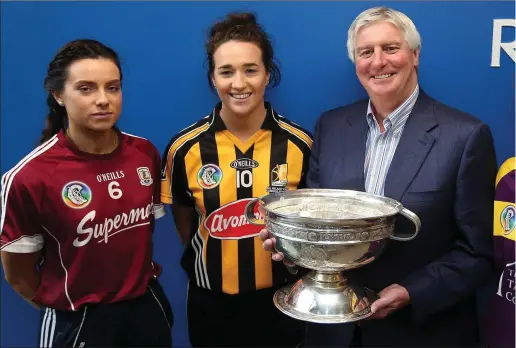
[347,7,422,63]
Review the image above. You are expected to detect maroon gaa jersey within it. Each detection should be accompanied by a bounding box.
[0,130,165,311]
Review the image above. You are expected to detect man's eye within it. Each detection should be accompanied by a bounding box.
[385,46,400,53]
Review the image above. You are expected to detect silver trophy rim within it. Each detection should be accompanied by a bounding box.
[259,188,405,226]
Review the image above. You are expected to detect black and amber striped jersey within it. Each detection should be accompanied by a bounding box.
[161,102,312,295]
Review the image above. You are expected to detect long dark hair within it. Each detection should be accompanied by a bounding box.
[205,12,281,91]
[40,39,122,144]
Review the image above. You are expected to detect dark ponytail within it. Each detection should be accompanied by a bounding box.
[40,95,67,144]
[40,39,122,144]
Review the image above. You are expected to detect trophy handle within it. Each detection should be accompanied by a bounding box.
[390,207,421,241]
[245,197,265,225]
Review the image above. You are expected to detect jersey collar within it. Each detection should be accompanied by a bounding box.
[209,101,282,132]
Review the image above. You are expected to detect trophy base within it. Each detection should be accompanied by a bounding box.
[273,271,379,323]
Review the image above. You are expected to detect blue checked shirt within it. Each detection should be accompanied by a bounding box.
[364,85,420,196]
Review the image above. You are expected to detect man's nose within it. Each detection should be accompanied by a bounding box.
[371,49,387,70]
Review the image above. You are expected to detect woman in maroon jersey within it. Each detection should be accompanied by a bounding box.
[0,39,173,347]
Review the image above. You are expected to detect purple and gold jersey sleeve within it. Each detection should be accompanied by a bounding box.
[493,157,515,269]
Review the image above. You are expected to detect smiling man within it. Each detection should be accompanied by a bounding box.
[261,6,497,347]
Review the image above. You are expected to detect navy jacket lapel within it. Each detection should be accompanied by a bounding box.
[384,91,438,201]
[336,101,369,191]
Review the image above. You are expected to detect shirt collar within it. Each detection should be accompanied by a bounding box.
[210,101,282,132]
[366,84,420,130]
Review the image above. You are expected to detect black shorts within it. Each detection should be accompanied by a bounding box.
[187,283,305,347]
[38,279,173,347]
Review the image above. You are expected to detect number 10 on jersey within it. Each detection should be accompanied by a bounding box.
[236,170,252,188]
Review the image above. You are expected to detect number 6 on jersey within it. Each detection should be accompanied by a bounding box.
[109,181,123,199]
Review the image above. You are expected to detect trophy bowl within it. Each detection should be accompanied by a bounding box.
[245,189,420,323]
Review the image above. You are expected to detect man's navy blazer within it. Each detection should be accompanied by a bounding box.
[306,90,497,346]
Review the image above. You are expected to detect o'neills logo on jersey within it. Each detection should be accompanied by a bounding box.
[73,203,153,247]
[230,158,259,170]
[204,198,263,239]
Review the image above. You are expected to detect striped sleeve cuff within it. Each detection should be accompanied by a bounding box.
[153,203,166,219]
[1,235,44,253]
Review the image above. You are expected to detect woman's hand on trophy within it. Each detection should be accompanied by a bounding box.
[259,229,296,267]
[368,284,411,319]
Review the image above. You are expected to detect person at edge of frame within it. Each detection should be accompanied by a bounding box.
[483,157,515,348]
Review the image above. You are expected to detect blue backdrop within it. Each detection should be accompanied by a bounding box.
[1,1,514,347]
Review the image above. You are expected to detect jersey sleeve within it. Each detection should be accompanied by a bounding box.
[151,145,166,219]
[160,140,194,207]
[493,157,515,269]
[291,126,313,190]
[0,170,44,253]
[298,136,313,189]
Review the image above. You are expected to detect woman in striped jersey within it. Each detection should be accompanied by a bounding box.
[1,39,173,347]
[161,12,311,348]
[483,157,515,348]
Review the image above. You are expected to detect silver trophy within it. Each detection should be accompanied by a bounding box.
[245,189,420,323]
